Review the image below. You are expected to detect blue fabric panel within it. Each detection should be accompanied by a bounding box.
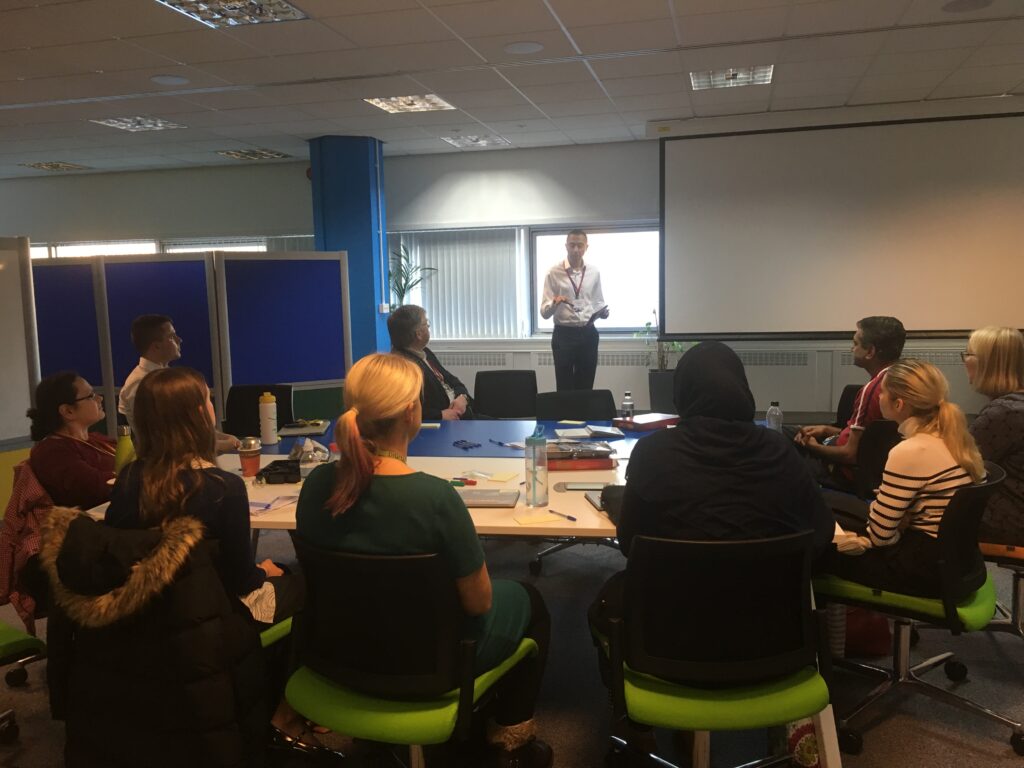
[104,260,214,384]
[224,258,346,384]
[32,263,102,383]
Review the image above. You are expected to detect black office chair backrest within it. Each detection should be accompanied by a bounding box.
[624,531,816,686]
[474,370,538,418]
[536,389,616,421]
[852,419,901,497]
[937,461,1005,616]
[833,384,862,428]
[289,533,464,698]
[223,384,293,438]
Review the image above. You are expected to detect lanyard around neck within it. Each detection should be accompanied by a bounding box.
[565,264,586,299]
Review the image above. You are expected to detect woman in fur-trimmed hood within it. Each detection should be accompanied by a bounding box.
[41,505,267,768]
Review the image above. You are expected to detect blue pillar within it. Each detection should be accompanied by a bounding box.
[309,136,390,365]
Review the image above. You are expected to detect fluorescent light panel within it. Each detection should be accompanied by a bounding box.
[90,116,186,132]
[153,0,306,28]
[364,94,456,113]
[690,65,773,91]
[217,148,292,160]
[20,161,92,171]
[441,135,510,148]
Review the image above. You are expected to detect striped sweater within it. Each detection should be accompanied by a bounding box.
[866,427,974,548]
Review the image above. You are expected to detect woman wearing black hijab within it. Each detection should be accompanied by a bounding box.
[589,341,834,635]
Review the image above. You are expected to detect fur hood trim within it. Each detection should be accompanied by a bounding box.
[39,506,205,629]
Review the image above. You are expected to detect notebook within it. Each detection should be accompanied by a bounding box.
[456,488,521,508]
[277,419,330,437]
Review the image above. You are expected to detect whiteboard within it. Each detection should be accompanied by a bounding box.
[0,238,33,443]
[661,115,1024,337]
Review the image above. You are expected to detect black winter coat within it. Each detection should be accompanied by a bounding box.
[41,507,267,768]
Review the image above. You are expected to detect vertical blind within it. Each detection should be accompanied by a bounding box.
[390,228,520,339]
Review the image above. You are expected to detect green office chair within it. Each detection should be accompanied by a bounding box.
[607,532,841,768]
[814,462,1024,756]
[0,619,46,743]
[286,534,538,768]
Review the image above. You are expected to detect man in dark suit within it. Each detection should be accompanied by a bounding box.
[388,304,475,420]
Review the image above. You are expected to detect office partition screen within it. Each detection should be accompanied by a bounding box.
[0,238,33,443]
[32,260,103,383]
[661,114,1024,337]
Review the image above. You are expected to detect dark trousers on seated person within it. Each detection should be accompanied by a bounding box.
[491,582,550,726]
[552,324,599,392]
[828,529,952,599]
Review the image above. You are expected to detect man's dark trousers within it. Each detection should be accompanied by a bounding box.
[552,324,599,391]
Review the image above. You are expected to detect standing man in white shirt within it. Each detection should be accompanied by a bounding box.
[540,230,609,391]
[119,314,239,452]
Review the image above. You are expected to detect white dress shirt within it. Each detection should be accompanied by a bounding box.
[118,357,166,429]
[540,259,606,327]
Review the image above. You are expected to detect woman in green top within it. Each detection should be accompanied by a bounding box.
[296,353,552,768]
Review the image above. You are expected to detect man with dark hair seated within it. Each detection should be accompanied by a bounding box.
[388,304,477,421]
[794,315,906,486]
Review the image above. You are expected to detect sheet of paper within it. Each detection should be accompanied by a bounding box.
[513,510,562,525]
[558,419,585,425]
[419,423,441,430]
[487,471,519,482]
[249,495,299,515]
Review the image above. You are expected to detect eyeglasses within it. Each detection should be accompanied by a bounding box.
[960,351,977,362]
[73,391,102,402]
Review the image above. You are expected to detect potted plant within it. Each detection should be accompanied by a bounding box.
[636,310,688,412]
[389,244,437,308]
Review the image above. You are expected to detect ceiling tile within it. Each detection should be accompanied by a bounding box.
[779,31,888,63]
[688,82,772,105]
[940,61,1024,87]
[430,0,560,37]
[257,82,349,105]
[927,81,1016,99]
[503,61,594,87]
[173,89,276,111]
[772,77,861,98]
[551,113,627,131]
[569,19,679,55]
[897,0,1023,26]
[321,9,455,46]
[130,30,264,65]
[985,19,1024,47]
[458,104,548,121]
[601,74,689,98]
[677,7,789,46]
[964,43,1024,67]
[562,125,634,142]
[219,105,323,125]
[857,69,954,91]
[507,131,571,147]
[409,68,507,93]
[534,98,616,117]
[381,137,454,155]
[109,65,233,92]
[519,80,606,102]
[882,22,1001,52]
[589,52,685,79]
[773,57,872,83]
[692,99,770,117]
[548,0,674,28]
[622,107,694,122]
[47,39,180,75]
[847,86,933,104]
[220,19,357,55]
[462,29,578,62]
[296,0,421,17]
[296,99,391,120]
[444,88,532,108]
[770,93,851,111]
[333,75,428,99]
[0,48,87,81]
[867,47,973,75]
[786,0,913,37]
[680,42,781,73]
[611,91,692,111]
[483,117,558,132]
[676,0,796,12]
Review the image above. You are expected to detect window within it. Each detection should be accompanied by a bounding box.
[533,228,659,332]
[388,228,524,339]
[51,240,159,258]
[163,237,267,253]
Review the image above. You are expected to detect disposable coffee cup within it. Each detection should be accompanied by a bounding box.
[239,436,262,478]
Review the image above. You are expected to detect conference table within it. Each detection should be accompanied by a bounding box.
[236,419,644,551]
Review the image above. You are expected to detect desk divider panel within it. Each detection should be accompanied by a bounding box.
[215,251,351,399]
[31,259,104,385]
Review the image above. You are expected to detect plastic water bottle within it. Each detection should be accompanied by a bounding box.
[114,425,136,473]
[766,401,784,432]
[259,391,279,445]
[620,391,635,421]
[524,427,548,507]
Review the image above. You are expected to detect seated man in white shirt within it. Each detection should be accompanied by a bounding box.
[119,314,240,453]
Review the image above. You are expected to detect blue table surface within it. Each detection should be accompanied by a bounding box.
[263,419,646,459]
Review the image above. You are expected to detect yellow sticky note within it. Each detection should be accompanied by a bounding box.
[419,423,441,430]
[487,471,518,483]
[513,511,561,525]
[558,419,586,425]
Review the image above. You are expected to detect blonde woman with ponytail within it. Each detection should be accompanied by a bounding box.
[296,353,554,768]
[833,359,985,597]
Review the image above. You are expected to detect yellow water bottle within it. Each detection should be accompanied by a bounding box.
[114,425,136,473]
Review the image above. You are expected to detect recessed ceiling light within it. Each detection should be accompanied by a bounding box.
[20,161,92,172]
[217,148,292,160]
[364,94,456,113]
[690,65,773,91]
[90,116,186,132]
[150,74,191,86]
[942,0,994,11]
[441,134,510,149]
[153,0,306,28]
[504,41,544,55]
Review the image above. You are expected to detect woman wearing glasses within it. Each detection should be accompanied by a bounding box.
[963,327,1024,545]
[27,371,115,509]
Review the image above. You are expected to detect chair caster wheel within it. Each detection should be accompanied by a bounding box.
[1011,732,1024,756]
[944,660,968,682]
[838,727,863,755]
[4,667,27,688]
[0,720,18,744]
[528,559,542,576]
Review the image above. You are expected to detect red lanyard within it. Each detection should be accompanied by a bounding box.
[565,265,586,299]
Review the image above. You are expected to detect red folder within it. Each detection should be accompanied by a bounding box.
[612,413,679,431]
[548,457,616,471]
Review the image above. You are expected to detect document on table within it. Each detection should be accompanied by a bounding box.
[249,495,299,515]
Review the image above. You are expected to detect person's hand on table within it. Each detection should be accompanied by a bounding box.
[797,425,834,442]
[216,432,242,454]
[441,408,461,421]
[258,558,284,578]
[451,395,468,416]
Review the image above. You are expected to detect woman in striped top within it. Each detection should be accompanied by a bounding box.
[833,359,985,597]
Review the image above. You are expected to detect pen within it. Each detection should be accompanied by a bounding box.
[547,509,577,522]
[489,439,511,447]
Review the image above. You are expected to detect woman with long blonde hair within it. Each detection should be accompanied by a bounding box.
[296,353,553,768]
[833,359,985,597]
[964,326,1024,544]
